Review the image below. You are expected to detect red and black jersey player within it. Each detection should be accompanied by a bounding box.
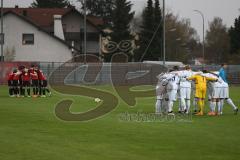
[12,68,21,97]
[7,70,14,97]
[22,68,31,97]
[38,69,51,97]
[18,65,25,97]
[29,65,39,97]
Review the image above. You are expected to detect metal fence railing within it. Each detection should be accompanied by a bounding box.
[0,62,240,85]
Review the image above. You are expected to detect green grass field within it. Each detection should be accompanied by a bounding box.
[0,85,240,160]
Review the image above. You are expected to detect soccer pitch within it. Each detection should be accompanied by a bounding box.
[0,85,240,160]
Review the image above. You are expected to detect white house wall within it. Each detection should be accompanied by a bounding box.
[3,13,73,62]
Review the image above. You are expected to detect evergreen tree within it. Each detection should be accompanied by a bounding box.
[31,0,70,8]
[79,0,115,28]
[229,16,240,54]
[135,0,162,61]
[152,0,163,60]
[135,0,154,61]
[110,0,134,42]
[104,0,135,62]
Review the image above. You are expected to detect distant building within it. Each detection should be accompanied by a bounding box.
[143,61,185,67]
[2,7,103,62]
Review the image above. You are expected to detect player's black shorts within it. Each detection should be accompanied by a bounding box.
[42,80,48,87]
[23,81,30,87]
[19,80,23,86]
[38,80,42,85]
[12,80,19,87]
[32,80,39,87]
[8,80,13,87]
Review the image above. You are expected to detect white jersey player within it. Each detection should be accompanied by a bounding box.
[203,72,222,115]
[215,71,238,115]
[155,73,169,114]
[177,66,194,114]
[203,71,238,115]
[165,67,180,115]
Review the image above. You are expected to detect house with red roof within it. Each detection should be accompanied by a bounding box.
[2,7,103,62]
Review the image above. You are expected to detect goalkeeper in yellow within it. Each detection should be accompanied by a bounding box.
[187,72,217,116]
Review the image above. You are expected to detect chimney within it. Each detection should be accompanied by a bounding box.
[53,15,65,40]
[15,5,19,8]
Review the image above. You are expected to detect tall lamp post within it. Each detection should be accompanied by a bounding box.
[1,0,3,62]
[194,9,205,64]
[162,0,166,66]
[83,0,87,64]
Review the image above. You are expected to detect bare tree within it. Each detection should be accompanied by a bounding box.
[206,17,230,63]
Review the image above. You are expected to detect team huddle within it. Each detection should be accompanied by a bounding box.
[7,65,51,98]
[155,64,238,116]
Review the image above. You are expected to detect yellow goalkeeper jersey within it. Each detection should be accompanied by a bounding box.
[187,74,216,98]
[188,74,216,89]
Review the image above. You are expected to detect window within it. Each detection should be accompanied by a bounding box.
[22,34,34,45]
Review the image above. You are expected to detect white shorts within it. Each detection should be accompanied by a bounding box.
[220,87,229,99]
[208,86,213,100]
[156,85,166,100]
[166,89,178,101]
[157,96,163,100]
[179,87,191,99]
[212,87,221,99]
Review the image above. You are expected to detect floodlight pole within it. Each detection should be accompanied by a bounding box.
[163,0,166,66]
[1,0,3,62]
[194,10,205,64]
[84,0,87,64]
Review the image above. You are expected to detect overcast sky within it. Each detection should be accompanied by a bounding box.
[3,0,240,40]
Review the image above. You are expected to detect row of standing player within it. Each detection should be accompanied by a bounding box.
[202,70,238,115]
[7,65,51,98]
[155,65,238,116]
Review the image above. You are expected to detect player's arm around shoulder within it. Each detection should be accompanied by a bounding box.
[187,75,196,81]
[206,77,217,82]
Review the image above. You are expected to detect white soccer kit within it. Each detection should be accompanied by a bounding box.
[166,73,179,101]
[156,73,168,100]
[178,70,193,99]
[164,73,179,113]
[155,73,169,113]
[176,70,194,113]
[202,73,220,99]
[218,77,229,99]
